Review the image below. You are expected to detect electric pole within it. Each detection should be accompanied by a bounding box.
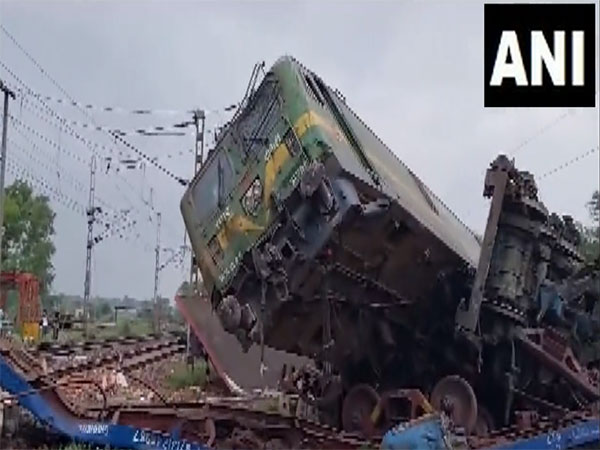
[188,109,205,288]
[153,212,161,334]
[0,80,16,277]
[186,109,205,357]
[83,156,99,337]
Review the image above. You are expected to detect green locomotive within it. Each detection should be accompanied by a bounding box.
[181,55,481,354]
[181,55,481,427]
[180,57,599,434]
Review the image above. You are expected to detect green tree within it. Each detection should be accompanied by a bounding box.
[578,190,600,265]
[1,181,56,294]
[587,190,600,224]
[95,301,112,319]
[43,293,66,312]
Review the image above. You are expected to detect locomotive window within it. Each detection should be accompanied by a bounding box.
[191,151,234,224]
[236,78,280,156]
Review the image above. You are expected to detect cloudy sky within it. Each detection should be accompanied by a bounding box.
[0,0,598,301]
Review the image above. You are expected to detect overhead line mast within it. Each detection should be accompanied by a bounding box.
[189,109,206,289]
[83,156,100,337]
[153,212,162,334]
[184,109,205,357]
[0,79,16,277]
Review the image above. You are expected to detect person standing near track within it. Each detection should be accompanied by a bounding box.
[52,310,60,340]
[40,310,49,338]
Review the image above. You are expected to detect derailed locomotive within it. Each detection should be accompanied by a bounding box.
[181,56,599,435]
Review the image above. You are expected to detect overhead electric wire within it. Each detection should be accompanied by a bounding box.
[10,97,158,177]
[6,155,157,254]
[0,62,157,219]
[5,144,171,269]
[6,158,87,215]
[0,67,183,239]
[93,217,137,245]
[7,79,228,157]
[508,110,574,157]
[7,132,87,192]
[12,96,191,136]
[158,246,186,272]
[4,104,157,237]
[4,124,139,231]
[461,109,585,223]
[11,94,140,165]
[0,31,186,185]
[467,110,578,184]
[9,136,89,195]
[7,114,89,165]
[6,149,123,227]
[461,143,599,227]
[1,27,220,262]
[12,87,232,117]
[5,118,140,227]
[8,137,130,226]
[7,166,87,217]
[6,111,140,225]
[538,145,599,180]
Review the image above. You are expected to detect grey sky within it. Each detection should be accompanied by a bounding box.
[0,0,598,301]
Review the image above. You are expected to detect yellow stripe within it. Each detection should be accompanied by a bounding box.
[228,214,264,233]
[264,142,291,204]
[216,227,229,250]
[214,109,341,258]
[216,214,265,251]
[293,110,346,143]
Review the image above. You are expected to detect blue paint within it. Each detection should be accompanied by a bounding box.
[381,412,599,450]
[381,414,450,450]
[0,355,208,450]
[495,418,600,450]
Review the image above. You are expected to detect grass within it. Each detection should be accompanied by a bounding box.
[52,318,153,344]
[165,360,207,390]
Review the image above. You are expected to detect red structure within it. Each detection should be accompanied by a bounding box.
[0,271,41,339]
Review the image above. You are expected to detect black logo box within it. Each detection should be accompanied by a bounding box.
[484,3,596,107]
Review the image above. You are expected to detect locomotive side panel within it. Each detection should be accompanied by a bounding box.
[317,77,481,268]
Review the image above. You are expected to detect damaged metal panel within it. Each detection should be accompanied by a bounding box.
[174,283,310,392]
[180,56,600,436]
[322,82,481,267]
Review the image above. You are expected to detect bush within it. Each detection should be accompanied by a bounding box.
[166,361,207,390]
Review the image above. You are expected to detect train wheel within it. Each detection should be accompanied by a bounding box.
[341,384,381,434]
[474,406,495,437]
[430,375,478,434]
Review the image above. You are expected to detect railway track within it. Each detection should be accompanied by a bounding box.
[36,334,172,355]
[0,338,375,449]
[2,337,597,449]
[0,335,184,379]
[35,335,184,373]
[1,336,187,417]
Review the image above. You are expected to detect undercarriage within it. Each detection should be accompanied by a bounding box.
[213,155,600,437]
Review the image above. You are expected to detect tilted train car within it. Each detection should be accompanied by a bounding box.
[181,56,599,434]
[181,55,482,423]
